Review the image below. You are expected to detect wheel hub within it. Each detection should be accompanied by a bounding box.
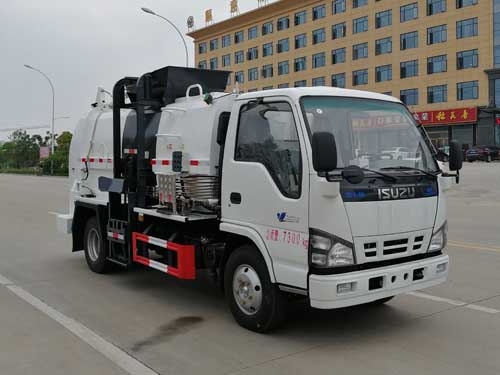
[233,265,263,315]
[87,228,100,262]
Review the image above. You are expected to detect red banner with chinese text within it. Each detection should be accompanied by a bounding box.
[413,107,477,125]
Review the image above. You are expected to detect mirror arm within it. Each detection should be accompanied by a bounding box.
[441,170,460,184]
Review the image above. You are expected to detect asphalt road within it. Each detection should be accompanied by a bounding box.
[1,163,500,375]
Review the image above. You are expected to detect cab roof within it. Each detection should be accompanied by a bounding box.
[236,87,402,104]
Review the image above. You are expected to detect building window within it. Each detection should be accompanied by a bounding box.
[332,0,346,14]
[227,75,232,85]
[313,28,326,44]
[248,26,258,40]
[457,81,478,100]
[263,86,274,90]
[247,47,258,61]
[294,57,307,72]
[457,49,478,69]
[278,61,290,75]
[427,25,447,44]
[457,18,478,39]
[262,64,274,78]
[235,71,244,83]
[295,33,307,49]
[263,43,273,57]
[198,60,207,69]
[199,42,207,54]
[427,55,447,74]
[277,38,289,53]
[332,22,346,39]
[375,10,392,29]
[353,16,368,34]
[427,84,448,103]
[295,10,307,26]
[248,68,259,81]
[235,50,245,64]
[313,5,326,20]
[375,65,392,82]
[294,80,307,87]
[222,54,231,67]
[312,77,326,86]
[313,52,326,68]
[235,31,244,44]
[210,38,218,51]
[400,88,419,105]
[375,37,392,55]
[456,0,477,8]
[278,83,290,88]
[353,0,368,9]
[400,31,418,50]
[332,73,346,88]
[262,22,273,36]
[400,60,418,78]
[277,17,290,31]
[401,3,418,22]
[210,58,218,70]
[332,48,346,64]
[353,42,368,60]
[222,35,231,48]
[353,69,368,86]
[427,0,446,15]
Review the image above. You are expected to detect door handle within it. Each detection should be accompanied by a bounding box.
[230,192,242,204]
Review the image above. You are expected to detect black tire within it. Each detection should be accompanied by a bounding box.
[224,245,287,333]
[468,159,473,163]
[83,216,111,274]
[366,296,394,306]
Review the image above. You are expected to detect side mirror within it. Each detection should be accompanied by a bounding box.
[448,140,463,171]
[312,132,337,173]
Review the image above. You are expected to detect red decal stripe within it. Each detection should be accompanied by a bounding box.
[190,160,199,166]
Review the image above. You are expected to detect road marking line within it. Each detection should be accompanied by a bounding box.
[0,274,13,285]
[407,291,499,314]
[0,276,158,375]
[448,241,500,253]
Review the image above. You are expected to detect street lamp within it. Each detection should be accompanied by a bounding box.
[141,7,189,67]
[24,64,56,175]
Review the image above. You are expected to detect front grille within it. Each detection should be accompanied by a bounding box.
[383,238,408,255]
[361,232,428,261]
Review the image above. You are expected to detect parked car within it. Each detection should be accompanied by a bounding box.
[381,147,410,160]
[465,145,500,162]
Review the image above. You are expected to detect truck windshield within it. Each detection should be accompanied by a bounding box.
[301,96,438,173]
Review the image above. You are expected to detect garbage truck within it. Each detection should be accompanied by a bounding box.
[56,66,463,332]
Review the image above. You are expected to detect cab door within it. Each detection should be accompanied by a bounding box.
[222,98,310,289]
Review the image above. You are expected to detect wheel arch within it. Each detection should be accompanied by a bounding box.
[72,202,108,252]
[219,222,276,285]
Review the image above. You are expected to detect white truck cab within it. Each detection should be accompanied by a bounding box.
[58,67,462,332]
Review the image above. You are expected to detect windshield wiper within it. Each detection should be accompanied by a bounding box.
[380,166,440,178]
[336,166,398,183]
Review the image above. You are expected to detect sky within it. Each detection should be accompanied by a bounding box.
[0,0,275,140]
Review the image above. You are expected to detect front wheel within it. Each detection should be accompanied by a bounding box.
[83,216,111,274]
[224,245,287,333]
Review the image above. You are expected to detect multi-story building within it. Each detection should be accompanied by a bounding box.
[188,0,500,148]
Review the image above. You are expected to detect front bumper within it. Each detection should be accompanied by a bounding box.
[309,254,449,309]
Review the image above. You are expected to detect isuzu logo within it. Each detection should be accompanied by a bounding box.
[378,187,416,200]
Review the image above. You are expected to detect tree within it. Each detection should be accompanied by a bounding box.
[0,130,40,169]
[41,131,72,175]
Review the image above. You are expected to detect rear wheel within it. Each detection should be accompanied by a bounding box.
[83,216,111,274]
[224,245,287,333]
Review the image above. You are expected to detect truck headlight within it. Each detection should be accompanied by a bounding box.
[428,222,447,252]
[310,229,355,268]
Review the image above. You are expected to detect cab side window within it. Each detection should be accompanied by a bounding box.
[235,101,302,198]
